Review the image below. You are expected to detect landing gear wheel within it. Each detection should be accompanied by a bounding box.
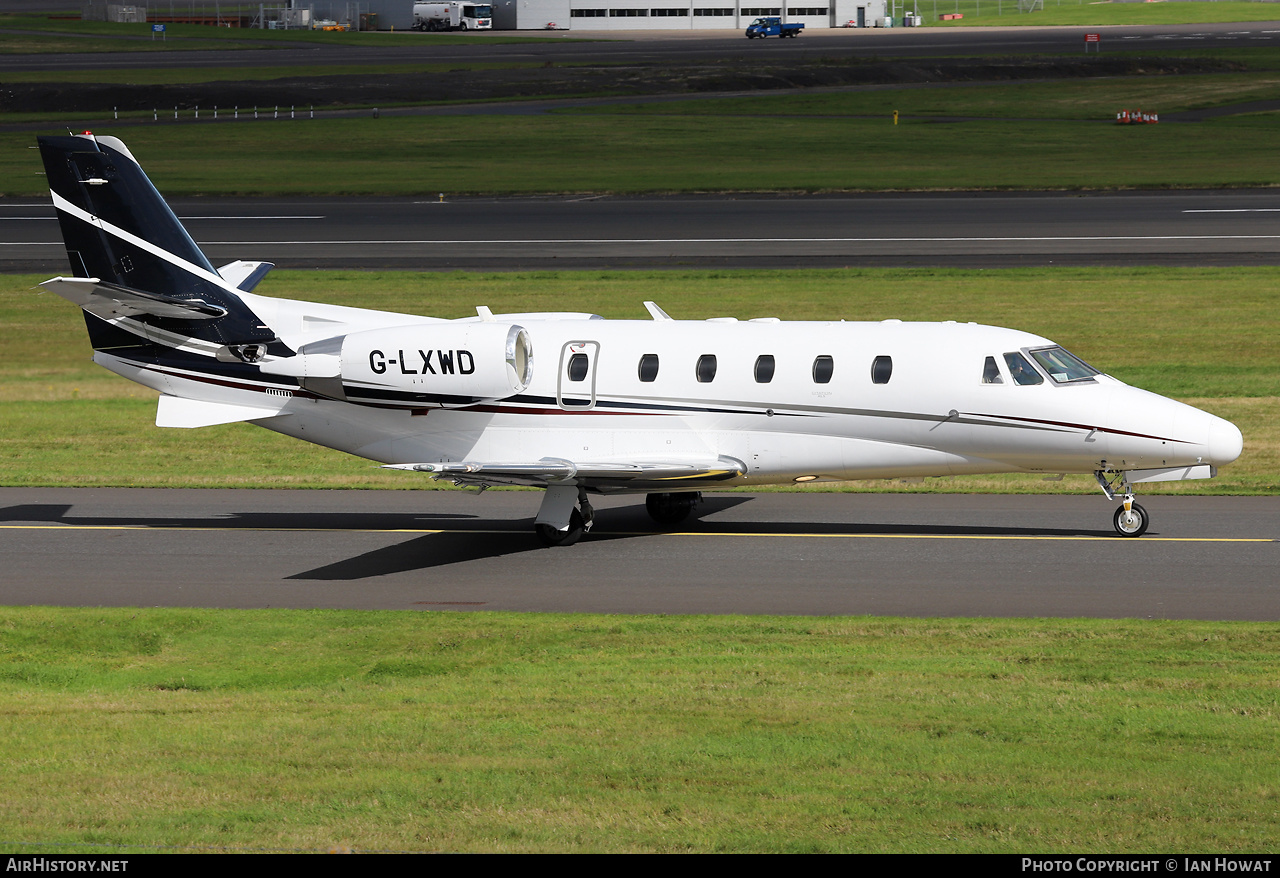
[645,492,698,527]
[1113,503,1149,538]
[537,508,585,547]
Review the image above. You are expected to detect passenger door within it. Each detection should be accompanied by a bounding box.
[557,340,600,410]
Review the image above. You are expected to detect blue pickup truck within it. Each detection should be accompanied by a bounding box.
[744,17,804,38]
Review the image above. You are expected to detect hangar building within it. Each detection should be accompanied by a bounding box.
[491,0,889,30]
[365,0,889,30]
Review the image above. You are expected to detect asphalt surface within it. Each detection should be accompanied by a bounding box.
[6,189,1280,271]
[1,488,1276,618]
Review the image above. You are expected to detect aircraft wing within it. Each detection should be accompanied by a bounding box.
[40,276,228,320]
[383,456,745,489]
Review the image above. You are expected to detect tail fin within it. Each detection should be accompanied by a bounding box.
[37,133,283,353]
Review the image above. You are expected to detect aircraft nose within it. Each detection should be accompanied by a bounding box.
[1208,415,1243,466]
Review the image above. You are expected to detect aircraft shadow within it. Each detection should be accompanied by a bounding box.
[286,496,755,579]
[0,503,477,531]
[2,498,1123,582]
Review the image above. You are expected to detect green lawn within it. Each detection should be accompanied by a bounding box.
[0,608,1276,853]
[6,112,1280,196]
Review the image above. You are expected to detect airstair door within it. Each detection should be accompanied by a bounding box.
[558,341,600,410]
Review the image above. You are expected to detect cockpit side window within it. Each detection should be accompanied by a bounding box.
[1003,352,1043,386]
[1027,346,1100,384]
[982,356,1003,384]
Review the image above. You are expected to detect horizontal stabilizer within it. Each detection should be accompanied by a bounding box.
[41,276,227,321]
[383,456,744,488]
[156,395,291,429]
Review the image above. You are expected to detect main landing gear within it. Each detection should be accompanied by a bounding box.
[533,489,704,546]
[535,484,594,547]
[1095,470,1149,538]
[645,492,701,527]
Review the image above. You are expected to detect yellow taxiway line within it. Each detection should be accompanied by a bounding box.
[1,524,1272,542]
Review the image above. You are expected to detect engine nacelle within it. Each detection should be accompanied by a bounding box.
[338,323,532,407]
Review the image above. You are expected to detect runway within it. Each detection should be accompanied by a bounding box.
[2,488,1276,619]
[5,189,1280,271]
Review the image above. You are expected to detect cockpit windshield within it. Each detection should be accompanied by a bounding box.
[1027,346,1099,384]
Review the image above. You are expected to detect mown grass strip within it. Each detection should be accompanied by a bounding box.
[6,112,1280,196]
[0,608,1275,853]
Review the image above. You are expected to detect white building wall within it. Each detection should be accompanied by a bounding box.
[499,0,572,28]
[501,0,886,29]
[831,0,886,27]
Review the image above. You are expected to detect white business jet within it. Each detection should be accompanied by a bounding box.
[36,133,1243,544]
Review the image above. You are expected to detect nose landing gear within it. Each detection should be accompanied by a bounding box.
[1096,470,1149,538]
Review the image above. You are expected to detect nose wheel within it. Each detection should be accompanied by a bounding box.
[1112,502,1149,538]
[1096,470,1150,538]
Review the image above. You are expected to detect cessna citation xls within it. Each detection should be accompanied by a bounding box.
[37,134,1243,544]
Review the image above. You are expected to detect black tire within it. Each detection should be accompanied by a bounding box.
[460,21,468,30]
[646,492,697,527]
[1113,503,1149,538]
[536,508,585,547]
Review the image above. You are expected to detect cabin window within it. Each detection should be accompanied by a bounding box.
[982,356,1003,384]
[754,355,775,384]
[638,353,659,383]
[812,355,834,384]
[871,355,892,385]
[696,354,718,383]
[567,353,589,382]
[1028,346,1099,384]
[1004,352,1043,386]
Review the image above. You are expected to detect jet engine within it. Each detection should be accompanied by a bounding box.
[260,323,533,407]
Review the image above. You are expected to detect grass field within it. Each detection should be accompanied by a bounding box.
[0,607,1276,853]
[3,266,1276,493]
[5,112,1280,196]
